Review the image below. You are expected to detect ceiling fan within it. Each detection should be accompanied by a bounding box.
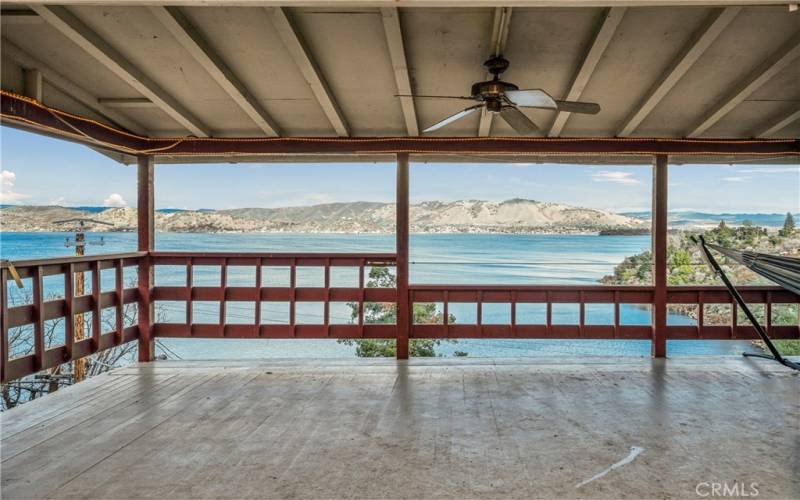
[410,56,601,135]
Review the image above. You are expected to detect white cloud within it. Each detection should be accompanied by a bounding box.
[592,171,640,185]
[722,176,750,183]
[0,170,29,203]
[103,193,128,207]
[738,166,800,174]
[50,196,66,206]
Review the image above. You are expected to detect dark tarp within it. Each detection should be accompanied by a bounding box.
[705,242,800,296]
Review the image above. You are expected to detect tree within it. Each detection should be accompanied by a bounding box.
[779,212,795,237]
[337,267,460,357]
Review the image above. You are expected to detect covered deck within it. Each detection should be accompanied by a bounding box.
[1,1,800,498]
[2,357,799,499]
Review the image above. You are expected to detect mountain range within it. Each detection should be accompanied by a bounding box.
[0,199,647,234]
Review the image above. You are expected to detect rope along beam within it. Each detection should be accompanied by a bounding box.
[2,90,798,158]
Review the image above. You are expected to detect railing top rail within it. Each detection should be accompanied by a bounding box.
[1,251,146,269]
[150,251,397,260]
[410,284,656,291]
[667,285,790,292]
[410,284,792,292]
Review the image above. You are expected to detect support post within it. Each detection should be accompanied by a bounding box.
[652,155,668,357]
[137,155,155,362]
[396,153,410,360]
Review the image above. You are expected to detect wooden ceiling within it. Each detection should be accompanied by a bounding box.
[1,1,798,163]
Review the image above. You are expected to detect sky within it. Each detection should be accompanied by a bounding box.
[1,126,798,213]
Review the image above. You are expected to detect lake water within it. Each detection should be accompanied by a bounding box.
[1,232,755,358]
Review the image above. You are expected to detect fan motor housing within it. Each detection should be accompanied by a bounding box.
[471,80,519,113]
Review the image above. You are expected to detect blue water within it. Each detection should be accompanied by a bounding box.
[1,232,755,358]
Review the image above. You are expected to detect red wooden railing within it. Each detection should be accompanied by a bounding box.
[149,252,397,339]
[410,284,800,340]
[1,252,144,382]
[2,251,799,382]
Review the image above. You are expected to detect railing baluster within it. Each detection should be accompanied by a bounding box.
[33,265,44,372]
[698,291,705,337]
[766,291,772,335]
[546,291,552,336]
[1,268,7,382]
[324,258,330,337]
[358,258,365,338]
[613,291,620,339]
[91,260,101,349]
[477,290,483,337]
[290,258,296,337]
[186,258,193,328]
[218,259,228,337]
[64,264,74,362]
[510,290,517,337]
[115,259,124,345]
[579,291,585,338]
[443,290,449,338]
[255,259,262,335]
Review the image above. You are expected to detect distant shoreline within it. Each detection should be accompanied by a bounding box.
[0,229,652,237]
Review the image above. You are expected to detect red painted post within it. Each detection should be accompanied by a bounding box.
[652,155,668,357]
[0,268,7,382]
[396,153,410,359]
[137,155,155,362]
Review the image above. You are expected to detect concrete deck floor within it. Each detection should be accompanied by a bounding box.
[1,357,798,499]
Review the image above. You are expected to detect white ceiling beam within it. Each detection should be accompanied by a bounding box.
[2,38,146,134]
[380,7,418,136]
[548,7,626,137]
[752,106,800,138]
[265,7,349,137]
[478,7,512,137]
[149,6,281,136]
[687,31,800,138]
[31,5,210,137]
[617,7,740,137]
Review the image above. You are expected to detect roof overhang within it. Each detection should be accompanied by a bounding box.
[1,1,799,164]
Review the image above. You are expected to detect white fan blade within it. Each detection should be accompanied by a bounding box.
[505,89,557,109]
[554,100,601,115]
[423,105,484,133]
[499,106,539,135]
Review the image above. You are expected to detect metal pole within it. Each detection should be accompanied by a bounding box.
[396,153,410,360]
[137,155,155,362]
[652,155,668,357]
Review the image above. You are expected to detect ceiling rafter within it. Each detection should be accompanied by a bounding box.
[478,7,512,137]
[547,7,626,138]
[2,38,146,134]
[752,106,800,138]
[31,4,210,137]
[617,7,740,137]
[687,30,800,138]
[381,7,418,136]
[149,6,281,137]
[265,6,349,137]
